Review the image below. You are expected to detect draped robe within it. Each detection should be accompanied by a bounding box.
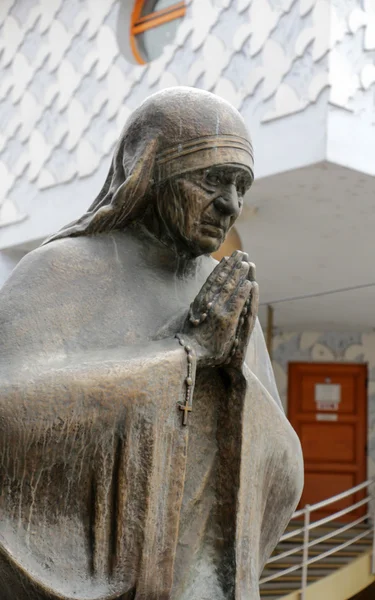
[0,228,303,599]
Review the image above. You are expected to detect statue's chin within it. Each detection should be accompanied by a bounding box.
[193,237,222,257]
[176,233,222,258]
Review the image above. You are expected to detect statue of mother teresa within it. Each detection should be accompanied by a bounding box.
[0,87,303,600]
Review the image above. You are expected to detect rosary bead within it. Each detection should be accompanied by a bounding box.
[240,318,245,327]
[207,302,213,310]
[175,335,194,426]
[201,313,207,321]
[233,338,239,347]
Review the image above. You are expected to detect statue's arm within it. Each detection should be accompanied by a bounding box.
[0,338,195,426]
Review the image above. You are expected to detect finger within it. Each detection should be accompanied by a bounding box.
[209,261,248,319]
[236,281,259,348]
[226,278,252,319]
[209,251,245,290]
[216,261,250,312]
[191,251,245,316]
[240,281,259,329]
[248,281,259,319]
[189,256,228,322]
[197,256,227,301]
[208,251,248,299]
[248,262,256,282]
[220,278,251,362]
[229,281,257,365]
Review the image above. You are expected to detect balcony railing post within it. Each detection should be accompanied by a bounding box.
[301,505,310,600]
[259,480,375,594]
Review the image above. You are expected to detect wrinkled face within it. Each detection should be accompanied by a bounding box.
[156,164,253,256]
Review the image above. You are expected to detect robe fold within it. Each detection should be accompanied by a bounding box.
[0,230,303,599]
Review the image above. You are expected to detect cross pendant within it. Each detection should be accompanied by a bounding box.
[179,402,192,426]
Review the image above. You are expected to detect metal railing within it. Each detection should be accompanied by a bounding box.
[259,480,375,599]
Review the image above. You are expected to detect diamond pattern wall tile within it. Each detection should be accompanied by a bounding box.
[0,0,374,227]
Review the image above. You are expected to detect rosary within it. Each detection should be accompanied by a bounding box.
[175,296,250,426]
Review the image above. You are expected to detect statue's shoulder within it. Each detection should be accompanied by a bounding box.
[2,231,150,308]
[1,237,104,299]
[36,236,106,266]
[13,234,129,281]
[7,237,84,281]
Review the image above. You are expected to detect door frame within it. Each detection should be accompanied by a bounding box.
[288,361,368,515]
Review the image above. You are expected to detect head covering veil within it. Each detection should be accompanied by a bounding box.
[44,87,254,244]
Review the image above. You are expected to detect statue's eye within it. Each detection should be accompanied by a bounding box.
[205,171,221,186]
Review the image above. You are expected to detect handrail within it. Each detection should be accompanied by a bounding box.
[292,507,306,520]
[268,515,371,565]
[260,561,303,585]
[279,525,305,543]
[307,513,369,549]
[278,498,370,544]
[308,497,370,529]
[259,478,375,597]
[306,528,372,566]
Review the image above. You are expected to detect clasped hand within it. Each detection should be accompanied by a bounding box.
[182,251,259,370]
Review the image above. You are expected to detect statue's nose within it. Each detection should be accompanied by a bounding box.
[213,184,240,218]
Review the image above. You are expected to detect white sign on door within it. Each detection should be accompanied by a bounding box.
[315,383,341,411]
[316,413,338,422]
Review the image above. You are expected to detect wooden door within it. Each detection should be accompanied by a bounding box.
[288,362,367,521]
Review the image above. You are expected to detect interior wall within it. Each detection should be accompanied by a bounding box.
[272,330,375,481]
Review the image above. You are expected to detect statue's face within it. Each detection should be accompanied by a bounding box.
[161,164,252,256]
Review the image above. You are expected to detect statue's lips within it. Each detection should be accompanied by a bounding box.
[200,221,226,235]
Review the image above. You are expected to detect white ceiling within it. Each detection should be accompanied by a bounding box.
[237,161,375,332]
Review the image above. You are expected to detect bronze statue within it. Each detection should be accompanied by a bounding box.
[0,87,303,599]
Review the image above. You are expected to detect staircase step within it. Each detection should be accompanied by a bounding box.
[260,522,373,599]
